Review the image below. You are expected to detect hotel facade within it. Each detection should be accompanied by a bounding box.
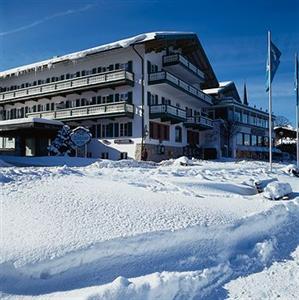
[0,32,275,161]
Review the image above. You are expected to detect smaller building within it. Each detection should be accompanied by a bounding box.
[274,126,297,160]
[204,81,279,160]
[0,118,63,156]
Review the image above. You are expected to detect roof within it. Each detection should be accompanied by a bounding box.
[0,117,63,126]
[0,32,195,78]
[203,81,233,95]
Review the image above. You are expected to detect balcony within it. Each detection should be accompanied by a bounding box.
[0,70,134,104]
[148,71,212,105]
[184,115,213,130]
[26,102,134,121]
[163,54,205,84]
[149,104,186,124]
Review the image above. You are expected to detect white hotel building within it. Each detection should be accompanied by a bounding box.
[0,32,274,161]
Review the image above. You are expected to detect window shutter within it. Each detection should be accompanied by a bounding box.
[114,123,119,137]
[128,122,132,137]
[127,61,133,72]
[147,61,151,74]
[96,124,101,138]
[147,92,151,105]
[108,94,113,103]
[127,91,132,104]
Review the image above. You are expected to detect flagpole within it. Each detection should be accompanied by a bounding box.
[296,53,299,168]
[268,31,273,172]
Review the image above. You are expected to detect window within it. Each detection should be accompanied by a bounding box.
[101,152,109,159]
[187,130,199,145]
[236,133,243,145]
[242,113,249,124]
[120,152,128,160]
[149,122,169,141]
[175,126,182,143]
[0,137,15,149]
[234,110,241,122]
[251,135,257,146]
[263,137,269,146]
[244,134,250,146]
[186,107,193,117]
[120,122,133,137]
[147,92,158,105]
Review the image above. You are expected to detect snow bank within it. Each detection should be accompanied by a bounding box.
[0,156,99,167]
[264,181,292,200]
[282,164,299,176]
[160,156,193,167]
[0,159,11,167]
[1,160,299,299]
[225,245,299,299]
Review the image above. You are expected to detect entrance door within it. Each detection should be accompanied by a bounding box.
[25,137,36,156]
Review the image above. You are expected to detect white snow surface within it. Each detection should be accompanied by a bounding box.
[264,181,293,200]
[0,158,299,299]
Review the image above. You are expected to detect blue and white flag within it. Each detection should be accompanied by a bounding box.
[266,41,281,92]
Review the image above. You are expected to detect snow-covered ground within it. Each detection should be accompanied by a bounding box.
[0,157,298,299]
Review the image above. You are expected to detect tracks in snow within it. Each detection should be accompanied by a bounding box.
[1,200,298,298]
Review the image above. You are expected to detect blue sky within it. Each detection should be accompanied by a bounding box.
[0,0,298,124]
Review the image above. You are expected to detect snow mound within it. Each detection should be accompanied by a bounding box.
[282,164,299,176]
[0,172,13,183]
[264,182,292,200]
[88,159,157,169]
[160,156,193,167]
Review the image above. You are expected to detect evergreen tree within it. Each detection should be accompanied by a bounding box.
[48,125,75,156]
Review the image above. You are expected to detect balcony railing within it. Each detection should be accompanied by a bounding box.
[185,115,213,129]
[149,104,186,123]
[26,102,134,121]
[0,70,134,103]
[148,71,212,104]
[163,54,205,79]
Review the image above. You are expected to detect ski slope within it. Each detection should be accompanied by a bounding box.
[0,158,298,299]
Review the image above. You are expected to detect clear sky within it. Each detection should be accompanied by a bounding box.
[0,0,298,124]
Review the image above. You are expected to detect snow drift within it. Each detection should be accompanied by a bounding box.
[1,159,298,299]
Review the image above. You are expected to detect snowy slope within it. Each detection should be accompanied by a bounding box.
[1,159,299,299]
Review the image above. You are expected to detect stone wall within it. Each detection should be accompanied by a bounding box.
[135,143,184,162]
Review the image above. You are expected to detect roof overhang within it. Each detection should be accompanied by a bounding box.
[0,118,63,134]
[0,32,219,89]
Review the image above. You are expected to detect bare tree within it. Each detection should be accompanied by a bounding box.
[274,115,292,128]
[219,119,241,157]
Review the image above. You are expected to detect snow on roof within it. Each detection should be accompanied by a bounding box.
[274,125,295,131]
[0,31,195,79]
[203,81,234,95]
[0,117,64,126]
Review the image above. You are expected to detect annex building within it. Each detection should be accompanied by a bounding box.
[0,32,275,161]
